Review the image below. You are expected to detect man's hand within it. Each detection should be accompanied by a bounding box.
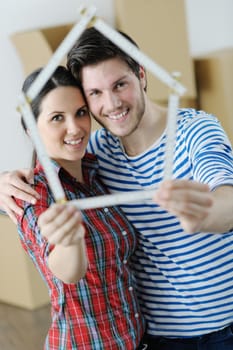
[154,180,213,233]
[0,169,40,224]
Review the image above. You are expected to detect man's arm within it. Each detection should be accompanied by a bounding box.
[0,169,40,224]
[154,180,233,234]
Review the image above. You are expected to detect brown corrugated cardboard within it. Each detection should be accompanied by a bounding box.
[0,215,49,309]
[114,0,197,107]
[11,23,101,131]
[195,49,233,145]
[11,24,73,76]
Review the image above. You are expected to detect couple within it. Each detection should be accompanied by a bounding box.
[1,27,233,349]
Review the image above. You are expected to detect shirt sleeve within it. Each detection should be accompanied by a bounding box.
[184,111,233,190]
[16,180,55,281]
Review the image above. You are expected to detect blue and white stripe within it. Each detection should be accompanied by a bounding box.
[87,108,233,337]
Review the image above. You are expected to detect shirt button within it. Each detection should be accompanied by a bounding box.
[104,208,109,213]
[122,230,127,236]
[129,286,133,291]
[123,259,127,264]
[135,313,139,318]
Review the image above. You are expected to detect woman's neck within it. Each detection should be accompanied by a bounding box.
[58,159,84,183]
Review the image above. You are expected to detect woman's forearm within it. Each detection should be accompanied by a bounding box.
[48,238,88,283]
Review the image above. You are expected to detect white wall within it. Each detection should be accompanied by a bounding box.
[185,0,233,56]
[0,0,232,171]
[0,0,115,172]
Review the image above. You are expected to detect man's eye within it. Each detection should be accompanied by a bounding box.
[89,90,99,97]
[116,82,126,89]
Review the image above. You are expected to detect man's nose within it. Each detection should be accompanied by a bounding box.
[105,92,122,111]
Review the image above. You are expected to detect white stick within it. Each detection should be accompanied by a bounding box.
[94,18,186,96]
[163,91,179,180]
[68,188,156,210]
[26,5,97,101]
[18,93,66,201]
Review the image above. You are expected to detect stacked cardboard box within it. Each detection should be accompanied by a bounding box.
[114,0,197,107]
[195,49,233,145]
[11,23,101,131]
[0,215,49,309]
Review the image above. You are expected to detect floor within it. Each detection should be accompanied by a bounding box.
[0,301,50,350]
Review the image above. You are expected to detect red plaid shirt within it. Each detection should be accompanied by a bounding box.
[16,153,145,349]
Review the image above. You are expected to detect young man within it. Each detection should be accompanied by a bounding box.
[1,28,233,349]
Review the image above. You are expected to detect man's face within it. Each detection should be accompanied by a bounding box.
[81,58,146,138]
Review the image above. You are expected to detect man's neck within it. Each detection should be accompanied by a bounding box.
[121,102,167,157]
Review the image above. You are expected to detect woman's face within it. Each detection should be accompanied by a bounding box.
[37,86,91,170]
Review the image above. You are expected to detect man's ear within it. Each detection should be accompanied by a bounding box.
[139,66,147,91]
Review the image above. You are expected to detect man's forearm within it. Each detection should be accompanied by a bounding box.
[202,185,233,233]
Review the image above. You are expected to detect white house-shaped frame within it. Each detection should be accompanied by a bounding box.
[17,5,187,210]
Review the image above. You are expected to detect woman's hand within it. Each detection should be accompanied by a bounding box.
[38,203,85,246]
[38,203,87,283]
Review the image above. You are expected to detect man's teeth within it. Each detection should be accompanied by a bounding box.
[109,111,127,120]
[65,139,81,145]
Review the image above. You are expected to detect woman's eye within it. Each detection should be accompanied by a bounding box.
[51,114,63,122]
[76,107,89,117]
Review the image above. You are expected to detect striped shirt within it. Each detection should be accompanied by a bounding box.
[87,108,233,338]
[16,154,145,349]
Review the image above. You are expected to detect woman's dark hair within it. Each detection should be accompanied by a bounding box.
[21,65,84,130]
[67,27,145,86]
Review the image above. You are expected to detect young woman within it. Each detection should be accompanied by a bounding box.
[16,66,145,350]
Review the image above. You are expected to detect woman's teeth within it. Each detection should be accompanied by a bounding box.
[65,139,81,145]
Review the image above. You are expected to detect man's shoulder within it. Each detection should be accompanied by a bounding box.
[177,108,219,129]
[88,128,120,153]
[178,108,217,120]
[90,127,117,141]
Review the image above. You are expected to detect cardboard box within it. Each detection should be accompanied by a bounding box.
[11,24,73,76]
[11,24,101,131]
[114,0,197,107]
[195,49,233,145]
[11,7,197,109]
[0,215,49,309]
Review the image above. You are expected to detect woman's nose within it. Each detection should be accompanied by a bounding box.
[66,118,81,134]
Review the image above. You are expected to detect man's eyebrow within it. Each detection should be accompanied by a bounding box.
[84,75,129,93]
[84,88,99,95]
[114,75,128,82]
